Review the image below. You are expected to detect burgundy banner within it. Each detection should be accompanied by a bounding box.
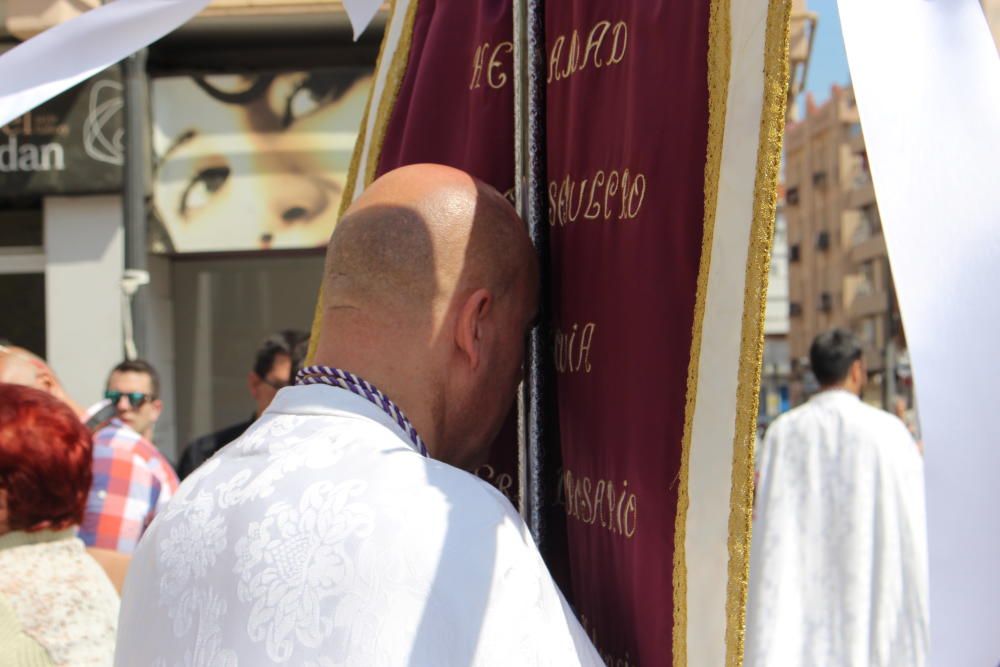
[375,0,523,506]
[545,3,709,664]
[371,1,711,663]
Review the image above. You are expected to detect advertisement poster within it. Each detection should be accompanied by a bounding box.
[152,69,372,253]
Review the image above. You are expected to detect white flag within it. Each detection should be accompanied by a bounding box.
[0,0,209,128]
[839,1,1000,664]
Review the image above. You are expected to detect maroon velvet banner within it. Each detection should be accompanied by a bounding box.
[374,0,522,506]
[545,4,709,664]
[367,1,711,663]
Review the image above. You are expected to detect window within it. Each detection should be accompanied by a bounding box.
[789,302,803,317]
[786,187,800,205]
[812,171,828,188]
[816,230,830,251]
[851,205,882,246]
[789,244,801,262]
[819,291,833,312]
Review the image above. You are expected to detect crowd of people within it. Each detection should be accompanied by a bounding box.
[0,327,311,663]
[0,165,929,666]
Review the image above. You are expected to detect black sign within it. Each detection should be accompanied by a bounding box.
[0,68,123,196]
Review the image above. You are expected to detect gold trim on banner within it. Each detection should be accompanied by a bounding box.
[363,0,420,187]
[306,0,419,364]
[673,0,731,665]
[723,1,791,666]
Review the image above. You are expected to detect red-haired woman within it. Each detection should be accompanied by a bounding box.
[0,383,119,666]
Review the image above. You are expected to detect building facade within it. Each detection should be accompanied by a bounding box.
[0,0,383,461]
[760,192,792,428]
[784,85,904,408]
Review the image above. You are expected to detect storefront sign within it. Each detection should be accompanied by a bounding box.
[0,68,123,196]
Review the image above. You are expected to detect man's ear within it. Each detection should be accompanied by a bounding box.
[455,288,492,370]
[247,371,261,399]
[851,358,865,387]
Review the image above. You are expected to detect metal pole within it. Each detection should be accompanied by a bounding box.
[122,49,151,359]
[514,0,547,544]
[883,256,897,409]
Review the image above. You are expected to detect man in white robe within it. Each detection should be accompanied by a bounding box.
[115,164,601,666]
[744,328,929,667]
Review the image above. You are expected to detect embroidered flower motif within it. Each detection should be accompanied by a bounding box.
[233,479,374,662]
[217,428,346,509]
[158,489,227,610]
[168,588,238,667]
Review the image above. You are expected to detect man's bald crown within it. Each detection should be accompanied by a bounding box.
[322,164,534,320]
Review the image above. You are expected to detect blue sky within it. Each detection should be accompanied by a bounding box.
[801,0,851,106]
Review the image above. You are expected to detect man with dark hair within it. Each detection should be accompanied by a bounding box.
[176,329,309,479]
[105,359,163,443]
[745,328,928,667]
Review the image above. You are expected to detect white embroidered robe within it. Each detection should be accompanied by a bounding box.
[744,389,929,667]
[115,385,601,666]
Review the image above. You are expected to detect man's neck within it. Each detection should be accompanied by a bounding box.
[819,383,860,398]
[311,358,442,460]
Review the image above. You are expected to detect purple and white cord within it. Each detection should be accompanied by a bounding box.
[294,365,428,458]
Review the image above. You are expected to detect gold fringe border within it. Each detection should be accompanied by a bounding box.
[306,0,420,363]
[672,0,732,665]
[723,1,791,666]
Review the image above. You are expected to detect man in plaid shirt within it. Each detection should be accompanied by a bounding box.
[78,419,179,553]
[0,346,179,553]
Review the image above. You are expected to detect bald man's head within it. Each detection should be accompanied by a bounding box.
[314,164,538,469]
[323,164,536,322]
[0,348,40,387]
[0,347,79,415]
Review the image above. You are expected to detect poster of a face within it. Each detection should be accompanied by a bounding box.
[152,69,372,252]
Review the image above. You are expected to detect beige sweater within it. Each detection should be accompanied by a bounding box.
[0,529,119,667]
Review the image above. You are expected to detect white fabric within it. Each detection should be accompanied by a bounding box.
[115,384,601,666]
[745,390,929,667]
[342,0,382,40]
[0,0,209,129]
[837,2,1000,663]
[683,0,772,662]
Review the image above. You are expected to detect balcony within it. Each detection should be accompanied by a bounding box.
[848,289,888,320]
[845,175,876,209]
[850,233,887,264]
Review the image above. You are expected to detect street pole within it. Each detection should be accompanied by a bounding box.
[121,49,151,359]
[513,0,547,544]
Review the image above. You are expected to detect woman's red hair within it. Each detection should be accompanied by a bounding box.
[0,383,92,531]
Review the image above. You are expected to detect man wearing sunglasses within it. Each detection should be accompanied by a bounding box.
[105,359,163,444]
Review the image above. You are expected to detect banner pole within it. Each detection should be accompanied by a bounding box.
[514,0,548,544]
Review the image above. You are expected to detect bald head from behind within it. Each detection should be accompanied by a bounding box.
[0,346,82,416]
[313,164,538,469]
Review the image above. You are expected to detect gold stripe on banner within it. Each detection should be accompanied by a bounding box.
[723,0,791,666]
[363,0,420,187]
[673,0,732,665]
[306,0,419,364]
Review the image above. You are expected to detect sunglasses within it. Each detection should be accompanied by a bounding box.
[105,390,154,408]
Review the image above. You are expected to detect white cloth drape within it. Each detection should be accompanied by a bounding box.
[745,390,928,667]
[115,385,601,666]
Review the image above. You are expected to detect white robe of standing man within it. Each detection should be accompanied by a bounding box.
[114,164,601,666]
[744,328,929,667]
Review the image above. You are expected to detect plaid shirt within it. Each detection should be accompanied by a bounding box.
[78,420,179,553]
